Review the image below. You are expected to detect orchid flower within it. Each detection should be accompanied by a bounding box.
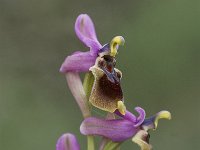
[60,14,126,115]
[57,14,172,150]
[80,107,171,150]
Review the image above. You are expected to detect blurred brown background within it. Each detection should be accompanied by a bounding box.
[0,0,200,149]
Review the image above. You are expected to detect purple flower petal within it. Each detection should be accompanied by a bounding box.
[115,109,137,123]
[56,133,80,150]
[60,51,96,73]
[115,107,146,127]
[134,107,146,127]
[80,117,139,142]
[75,14,102,55]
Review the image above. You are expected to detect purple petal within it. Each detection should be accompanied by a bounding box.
[80,117,139,142]
[115,107,146,127]
[115,109,137,123]
[60,51,96,73]
[56,133,80,150]
[134,107,146,127]
[75,14,102,55]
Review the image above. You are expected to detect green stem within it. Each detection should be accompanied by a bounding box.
[87,135,95,150]
[103,141,122,150]
[83,72,95,150]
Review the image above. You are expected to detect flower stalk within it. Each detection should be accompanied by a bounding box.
[103,141,121,150]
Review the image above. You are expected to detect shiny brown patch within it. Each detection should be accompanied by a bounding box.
[99,74,123,100]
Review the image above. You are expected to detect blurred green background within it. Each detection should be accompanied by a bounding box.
[0,0,200,149]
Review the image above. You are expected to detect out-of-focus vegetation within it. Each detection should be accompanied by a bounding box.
[0,0,200,149]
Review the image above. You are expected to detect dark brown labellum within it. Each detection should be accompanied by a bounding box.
[89,55,124,113]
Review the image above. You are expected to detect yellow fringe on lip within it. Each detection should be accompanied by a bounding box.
[110,36,125,57]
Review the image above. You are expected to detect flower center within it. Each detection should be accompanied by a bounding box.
[97,55,119,83]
